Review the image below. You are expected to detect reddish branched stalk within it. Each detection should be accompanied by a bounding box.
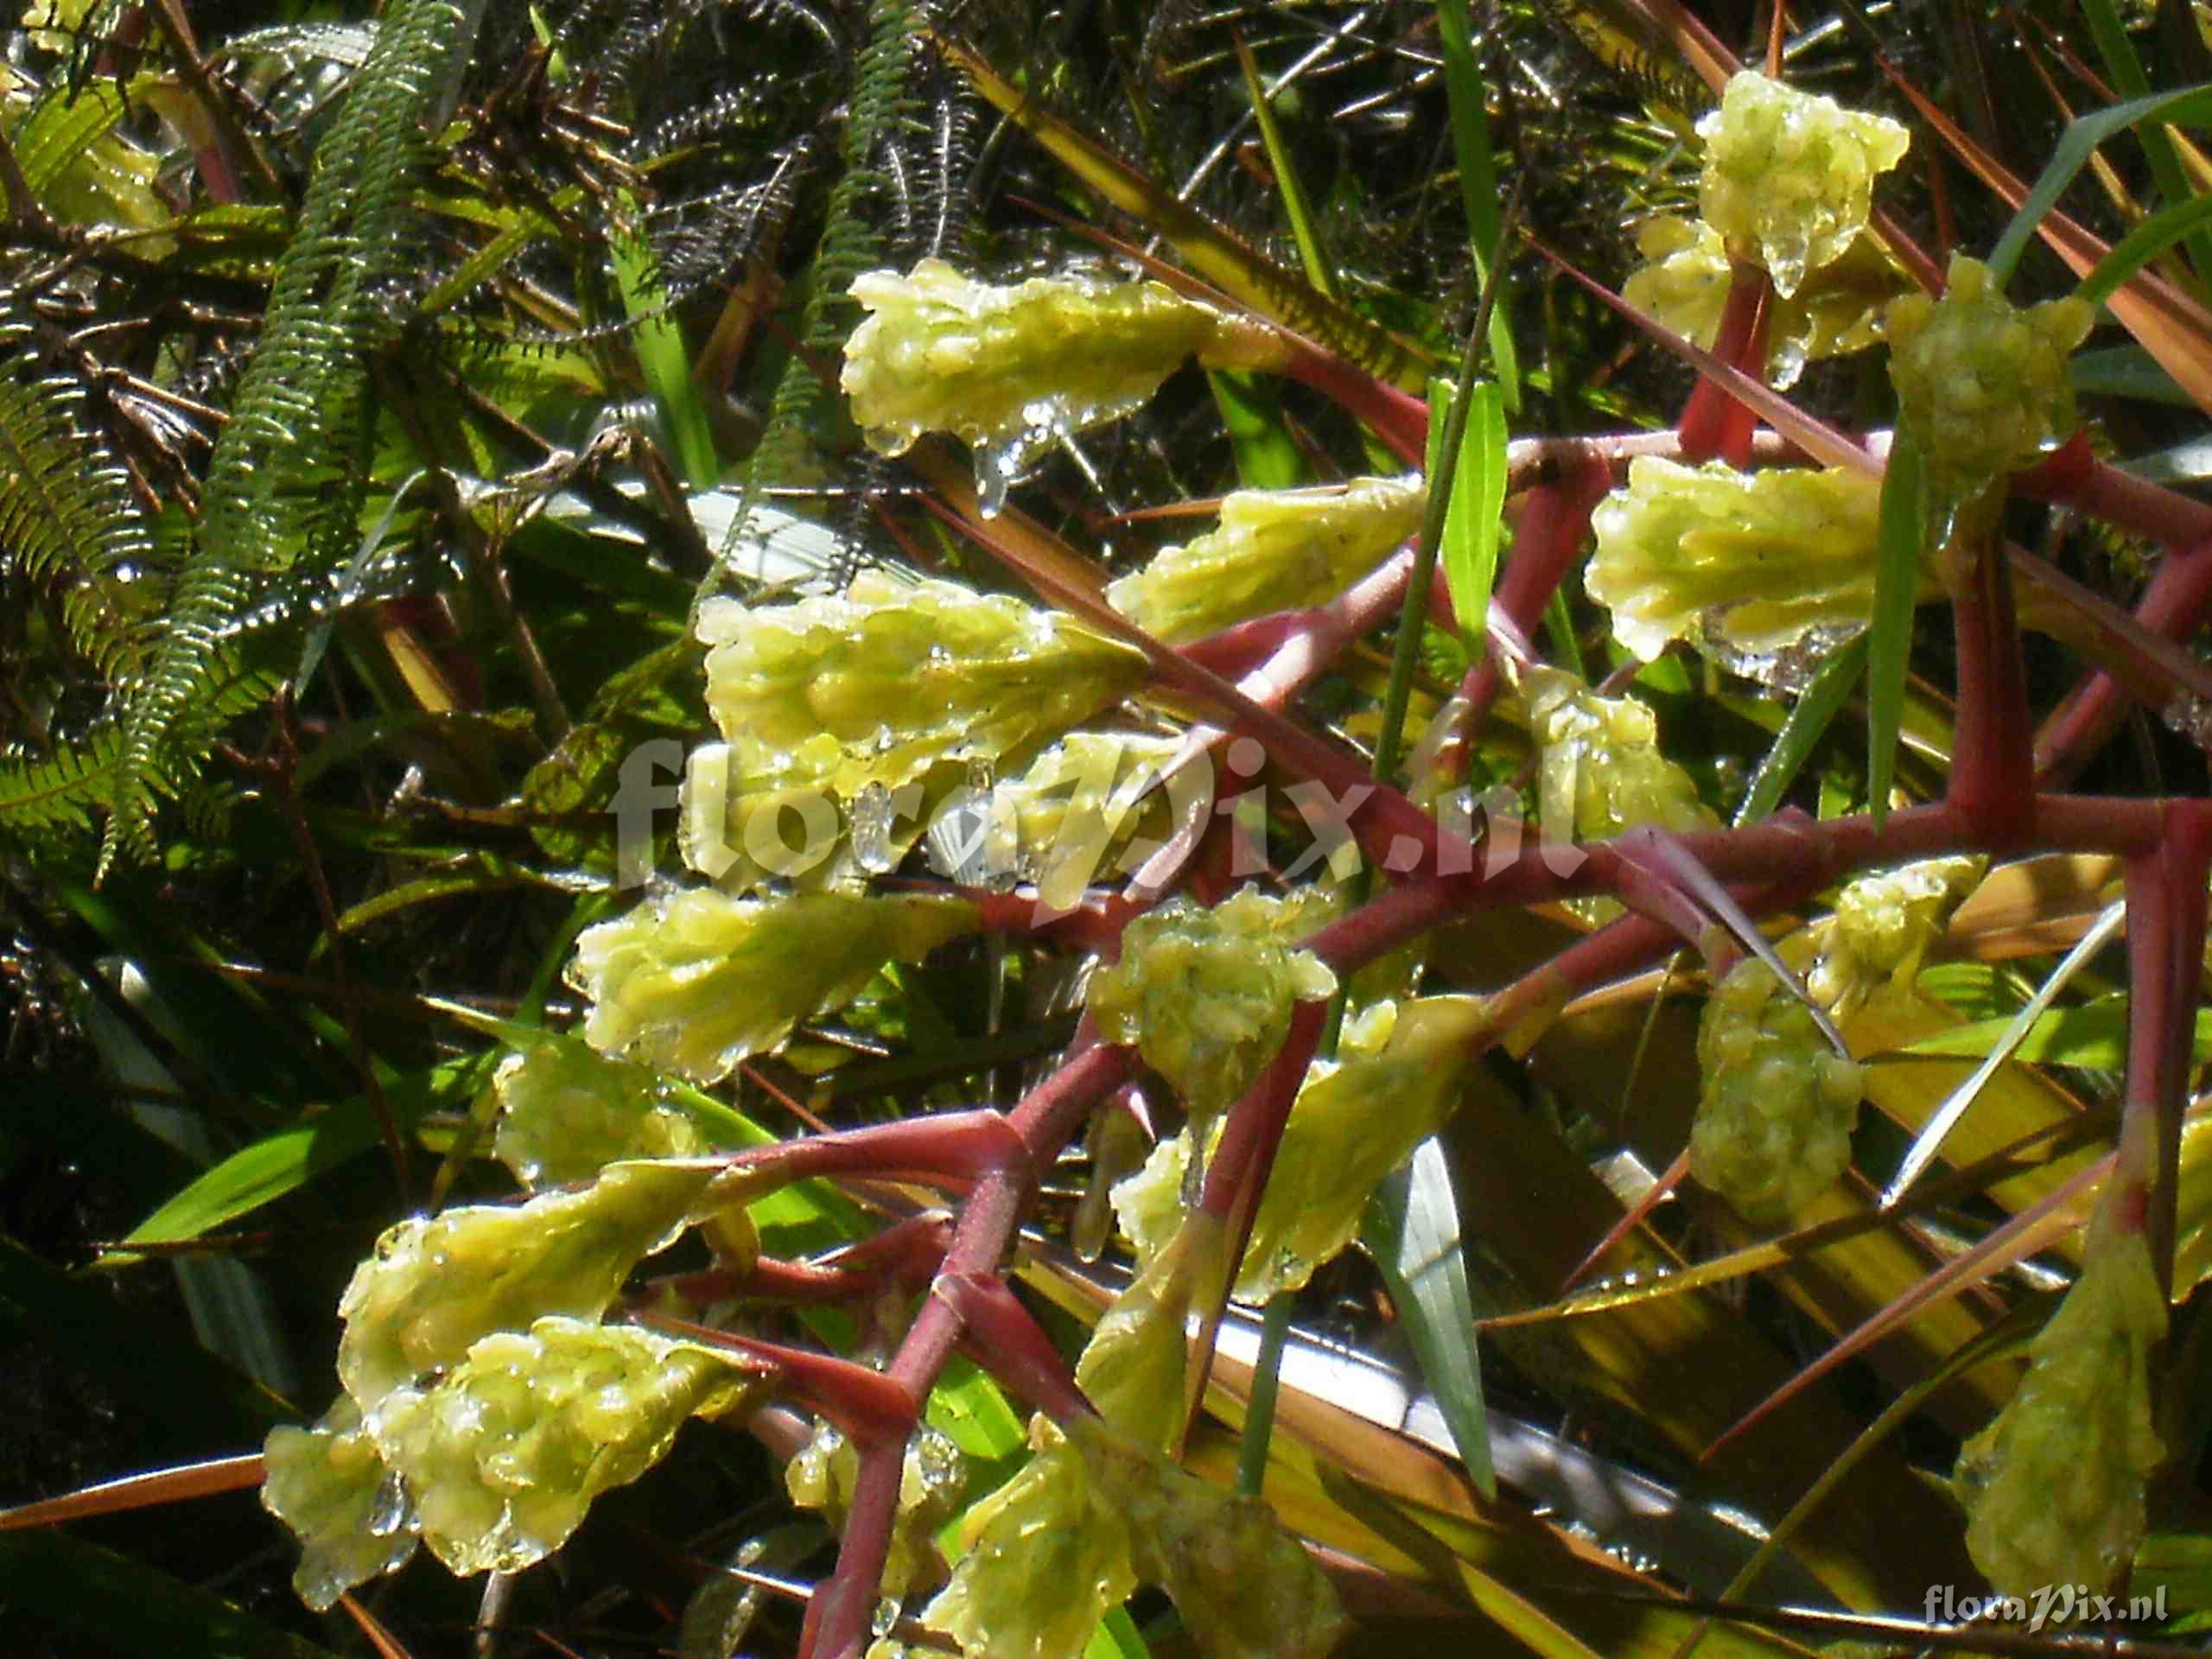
[1675,264,1773,467]
[2037,535,2212,785]
[1276,339,1428,467]
[2119,806,2212,1294]
[1124,550,1428,901]
[709,1109,1027,1194]
[1457,448,1617,734]
[759,777,2212,1658]
[2017,435,2212,547]
[940,1272,1097,1425]
[922,494,1469,881]
[1946,531,2037,844]
[1177,997,1332,1431]
[658,1212,955,1307]
[797,1037,1134,1659]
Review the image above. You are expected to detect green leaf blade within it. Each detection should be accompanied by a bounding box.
[1867,429,1928,825]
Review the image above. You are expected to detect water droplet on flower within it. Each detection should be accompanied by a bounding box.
[850,784,899,874]
[369,1468,414,1536]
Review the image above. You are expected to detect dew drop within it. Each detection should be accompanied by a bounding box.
[2160,686,2212,749]
[849,783,900,874]
[974,444,1015,518]
[369,1468,414,1537]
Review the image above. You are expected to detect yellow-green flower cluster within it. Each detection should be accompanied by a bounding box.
[1105,474,1427,645]
[842,257,1289,506]
[259,1396,418,1612]
[922,1420,1137,1659]
[1697,69,1909,297]
[1689,959,1865,1224]
[267,1161,749,1605]
[1110,996,1488,1302]
[1074,1230,1197,1451]
[976,731,1183,911]
[336,1160,715,1416]
[1955,1224,2165,1598]
[1227,995,1485,1300]
[919,1414,1343,1659]
[569,887,980,1084]
[491,1037,709,1188]
[1586,458,1896,676]
[1885,254,2094,512]
[1087,887,1338,1135]
[785,1421,968,1599]
[1622,216,1905,389]
[1525,666,1719,842]
[1806,855,1983,1017]
[374,1317,758,1575]
[686,570,1146,892]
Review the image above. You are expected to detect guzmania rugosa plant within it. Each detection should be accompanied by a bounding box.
[35,14,2212,1659]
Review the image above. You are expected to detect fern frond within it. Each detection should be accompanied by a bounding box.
[0,644,282,847]
[715,0,923,594]
[0,730,128,842]
[0,327,156,678]
[100,0,473,874]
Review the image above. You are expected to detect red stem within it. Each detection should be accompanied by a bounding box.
[713,1109,1027,1195]
[2017,435,2212,547]
[800,1038,1134,1659]
[1277,340,1429,467]
[789,774,2205,1658]
[1675,264,1772,467]
[1181,996,1332,1432]
[1458,448,1620,734]
[2037,535,2212,785]
[940,1272,1097,1425]
[2120,805,2212,1294]
[1947,533,2037,845]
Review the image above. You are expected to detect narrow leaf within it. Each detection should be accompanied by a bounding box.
[613,196,720,492]
[1904,995,2212,1071]
[1985,83,2212,287]
[2082,190,2212,306]
[1866,426,1928,827]
[1440,380,1509,655]
[1363,1137,1496,1498]
[2075,0,2212,287]
[1233,32,1334,299]
[1433,0,1521,409]
[111,1063,474,1258]
[1735,634,1868,826]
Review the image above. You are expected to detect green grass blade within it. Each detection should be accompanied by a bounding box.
[1234,31,1335,300]
[1905,997,2212,1068]
[2075,0,2212,288]
[1440,379,1509,653]
[612,199,720,491]
[1363,1135,1496,1498]
[1985,83,2212,288]
[1734,633,1868,826]
[1545,587,1586,679]
[2081,189,2212,306]
[1866,428,1928,826]
[1434,0,1521,410]
[111,1060,480,1259]
[1209,368,1305,489]
[2071,341,2198,403]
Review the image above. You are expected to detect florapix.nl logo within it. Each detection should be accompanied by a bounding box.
[606,699,1590,911]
